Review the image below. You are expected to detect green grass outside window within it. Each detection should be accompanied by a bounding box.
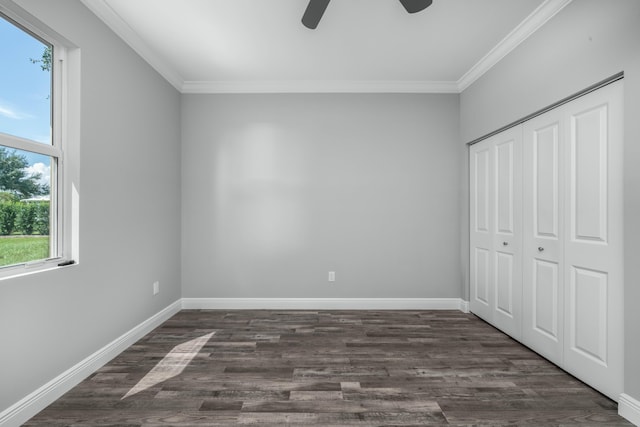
[0,236,49,267]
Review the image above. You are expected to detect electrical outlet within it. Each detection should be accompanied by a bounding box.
[328,271,335,282]
[153,281,160,295]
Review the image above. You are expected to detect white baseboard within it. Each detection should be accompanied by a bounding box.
[459,300,470,313]
[0,300,182,427]
[182,297,467,311]
[620,393,640,426]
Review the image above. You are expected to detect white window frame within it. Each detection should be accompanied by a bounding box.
[0,3,78,279]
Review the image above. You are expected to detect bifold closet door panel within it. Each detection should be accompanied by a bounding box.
[470,138,493,322]
[562,81,623,401]
[469,129,522,338]
[522,110,565,366]
[491,129,522,339]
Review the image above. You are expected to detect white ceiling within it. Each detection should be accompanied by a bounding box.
[81,0,572,93]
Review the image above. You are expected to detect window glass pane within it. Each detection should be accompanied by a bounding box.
[0,146,52,267]
[0,15,52,145]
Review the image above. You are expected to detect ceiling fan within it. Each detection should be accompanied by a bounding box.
[302,0,433,29]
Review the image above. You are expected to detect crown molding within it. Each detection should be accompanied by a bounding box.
[82,0,572,94]
[181,80,459,94]
[80,0,183,91]
[456,0,573,92]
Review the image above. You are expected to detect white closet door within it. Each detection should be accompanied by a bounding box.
[522,110,564,365]
[469,129,522,336]
[562,81,623,400]
[470,138,493,322]
[491,129,522,338]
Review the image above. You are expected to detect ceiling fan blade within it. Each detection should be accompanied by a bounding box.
[302,0,331,29]
[398,0,433,14]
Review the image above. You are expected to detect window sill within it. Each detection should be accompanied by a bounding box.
[0,259,78,281]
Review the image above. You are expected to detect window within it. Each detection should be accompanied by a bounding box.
[0,8,74,277]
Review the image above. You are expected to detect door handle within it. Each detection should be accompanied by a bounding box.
[503,242,508,246]
[538,247,545,252]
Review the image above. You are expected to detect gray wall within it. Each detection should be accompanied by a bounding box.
[182,94,461,298]
[459,0,640,402]
[0,0,182,412]
[6,0,638,417]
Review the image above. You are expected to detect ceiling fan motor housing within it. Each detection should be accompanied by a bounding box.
[302,0,433,29]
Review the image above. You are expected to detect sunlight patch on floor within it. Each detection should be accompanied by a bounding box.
[122,332,215,399]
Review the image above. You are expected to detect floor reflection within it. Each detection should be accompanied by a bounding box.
[122,332,214,399]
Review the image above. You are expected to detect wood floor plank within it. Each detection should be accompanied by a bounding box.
[25,310,632,426]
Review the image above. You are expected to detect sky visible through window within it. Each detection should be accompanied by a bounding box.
[0,15,51,193]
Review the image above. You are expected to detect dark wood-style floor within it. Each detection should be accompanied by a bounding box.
[26,310,631,426]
